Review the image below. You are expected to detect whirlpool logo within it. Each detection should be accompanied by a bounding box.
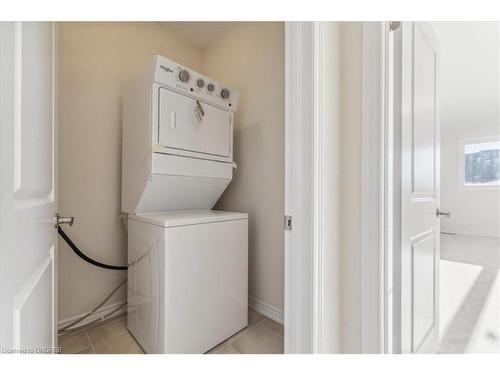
[160,65,173,73]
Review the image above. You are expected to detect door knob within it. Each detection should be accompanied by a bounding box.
[436,209,451,218]
[53,213,74,228]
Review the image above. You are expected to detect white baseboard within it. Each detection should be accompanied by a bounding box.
[58,301,127,331]
[248,296,284,325]
[441,228,500,238]
[60,297,284,331]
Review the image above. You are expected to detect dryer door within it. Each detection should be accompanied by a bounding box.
[158,88,231,158]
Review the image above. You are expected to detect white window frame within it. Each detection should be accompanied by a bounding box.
[458,135,500,190]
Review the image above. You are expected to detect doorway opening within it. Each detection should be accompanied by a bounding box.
[363,21,500,354]
[432,22,500,354]
[55,22,286,354]
[388,22,500,354]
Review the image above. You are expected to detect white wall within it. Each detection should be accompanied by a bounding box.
[203,23,285,313]
[57,22,204,321]
[432,23,499,134]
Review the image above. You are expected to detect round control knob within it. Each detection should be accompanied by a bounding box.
[196,79,205,88]
[178,69,190,82]
[207,83,215,92]
[221,88,230,99]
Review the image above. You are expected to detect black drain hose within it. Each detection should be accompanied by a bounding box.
[58,227,127,271]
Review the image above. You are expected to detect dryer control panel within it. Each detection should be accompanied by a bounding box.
[153,55,239,112]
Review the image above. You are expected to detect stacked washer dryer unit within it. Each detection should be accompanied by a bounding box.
[121,55,248,354]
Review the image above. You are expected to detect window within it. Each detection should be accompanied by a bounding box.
[460,136,500,188]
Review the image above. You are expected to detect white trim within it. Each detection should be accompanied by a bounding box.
[0,21,6,347]
[441,228,500,238]
[248,297,284,325]
[285,21,314,354]
[52,20,58,349]
[312,21,325,355]
[360,21,390,354]
[13,22,22,193]
[285,21,332,354]
[57,301,126,331]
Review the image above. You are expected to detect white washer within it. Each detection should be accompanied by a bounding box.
[127,210,248,354]
[121,56,247,353]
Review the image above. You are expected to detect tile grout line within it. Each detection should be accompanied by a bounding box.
[84,329,97,354]
[253,318,285,341]
[225,341,243,354]
[224,319,284,354]
[84,316,129,351]
[71,312,282,354]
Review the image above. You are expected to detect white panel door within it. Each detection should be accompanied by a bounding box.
[158,87,231,157]
[0,22,57,353]
[400,22,440,353]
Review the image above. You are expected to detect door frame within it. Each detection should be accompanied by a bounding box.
[284,21,341,353]
[360,21,398,354]
[361,21,441,354]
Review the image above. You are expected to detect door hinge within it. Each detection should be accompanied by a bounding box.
[389,21,401,32]
[284,215,292,231]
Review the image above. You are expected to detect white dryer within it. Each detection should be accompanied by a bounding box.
[121,55,248,353]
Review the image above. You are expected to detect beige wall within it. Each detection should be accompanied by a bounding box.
[58,22,285,321]
[57,22,204,320]
[339,22,363,353]
[203,23,285,312]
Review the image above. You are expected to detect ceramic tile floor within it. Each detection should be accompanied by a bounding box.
[58,309,284,354]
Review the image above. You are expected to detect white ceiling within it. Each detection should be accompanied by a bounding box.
[160,22,239,51]
[431,22,499,131]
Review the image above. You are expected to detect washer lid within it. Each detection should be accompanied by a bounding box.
[129,210,248,228]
